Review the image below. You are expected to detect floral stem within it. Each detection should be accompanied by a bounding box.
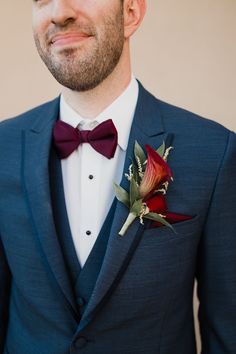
[119,212,137,236]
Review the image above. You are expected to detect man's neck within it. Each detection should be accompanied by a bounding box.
[61,58,132,119]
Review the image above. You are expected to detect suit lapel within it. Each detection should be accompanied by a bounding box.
[21,98,79,321]
[78,83,173,330]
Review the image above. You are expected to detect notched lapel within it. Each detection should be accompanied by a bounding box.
[78,84,173,330]
[21,100,79,321]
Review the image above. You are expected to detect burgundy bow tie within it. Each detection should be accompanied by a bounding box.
[53,119,118,159]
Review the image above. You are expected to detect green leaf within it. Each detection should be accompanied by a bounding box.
[145,212,175,232]
[130,177,140,206]
[114,183,130,208]
[156,141,165,157]
[130,199,143,216]
[134,140,146,166]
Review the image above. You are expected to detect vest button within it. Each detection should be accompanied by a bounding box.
[78,297,85,307]
[75,336,88,349]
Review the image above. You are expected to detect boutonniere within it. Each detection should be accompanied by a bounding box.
[114,141,191,236]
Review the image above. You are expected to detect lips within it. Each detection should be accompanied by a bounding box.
[50,32,92,46]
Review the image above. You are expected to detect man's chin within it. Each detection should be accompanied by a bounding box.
[50,46,81,59]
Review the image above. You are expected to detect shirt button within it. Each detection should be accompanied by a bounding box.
[77,297,85,307]
[75,336,88,349]
[88,174,94,180]
[86,230,92,236]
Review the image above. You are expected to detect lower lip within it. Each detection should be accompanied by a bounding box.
[52,35,91,46]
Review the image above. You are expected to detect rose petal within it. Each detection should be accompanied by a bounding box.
[139,145,172,198]
[145,194,167,213]
[165,212,193,224]
[149,212,193,228]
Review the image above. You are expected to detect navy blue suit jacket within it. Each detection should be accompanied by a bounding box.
[0,83,236,353]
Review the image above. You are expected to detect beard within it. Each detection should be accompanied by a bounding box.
[34,8,125,92]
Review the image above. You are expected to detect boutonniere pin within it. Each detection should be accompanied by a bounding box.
[114,141,191,236]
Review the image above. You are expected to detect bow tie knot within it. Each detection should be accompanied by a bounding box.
[53,119,118,159]
[80,130,90,143]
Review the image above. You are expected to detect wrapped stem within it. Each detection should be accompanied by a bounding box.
[118,212,137,236]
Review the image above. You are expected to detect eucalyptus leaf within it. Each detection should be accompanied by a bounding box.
[134,140,146,166]
[156,142,165,157]
[145,212,175,232]
[131,199,143,216]
[114,183,130,208]
[130,177,140,206]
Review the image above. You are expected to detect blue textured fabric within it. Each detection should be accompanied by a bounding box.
[49,147,117,315]
[0,83,236,354]
[49,149,81,286]
[74,199,117,315]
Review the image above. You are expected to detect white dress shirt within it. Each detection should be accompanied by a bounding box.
[60,77,139,267]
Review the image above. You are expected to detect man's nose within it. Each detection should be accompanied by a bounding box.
[51,0,77,26]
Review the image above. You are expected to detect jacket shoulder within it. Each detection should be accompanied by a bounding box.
[154,97,236,174]
[139,83,233,142]
[157,97,233,140]
[0,97,60,133]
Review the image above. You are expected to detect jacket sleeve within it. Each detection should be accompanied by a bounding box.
[0,235,11,353]
[196,131,236,353]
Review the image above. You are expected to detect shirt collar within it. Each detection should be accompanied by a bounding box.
[60,76,139,151]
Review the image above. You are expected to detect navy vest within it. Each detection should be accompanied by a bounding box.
[49,149,117,316]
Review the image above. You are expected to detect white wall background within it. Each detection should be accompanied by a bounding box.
[0,1,235,132]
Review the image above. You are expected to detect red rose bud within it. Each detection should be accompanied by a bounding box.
[145,194,167,213]
[139,145,172,198]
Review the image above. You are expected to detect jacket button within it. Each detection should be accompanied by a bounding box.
[77,297,85,307]
[75,336,88,349]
